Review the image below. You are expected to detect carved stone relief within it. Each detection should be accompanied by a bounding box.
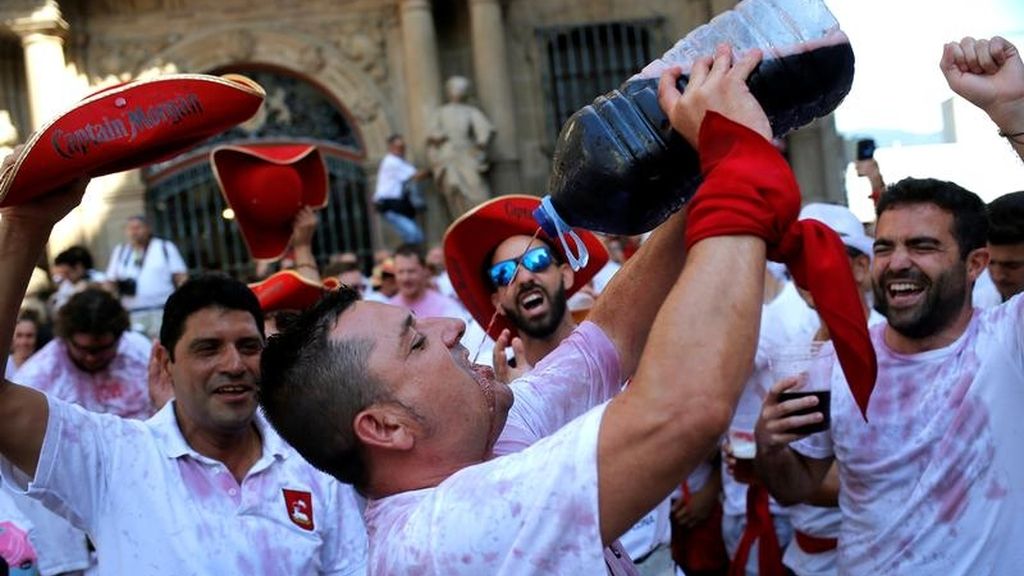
[297,43,324,74]
[221,28,255,62]
[92,36,177,80]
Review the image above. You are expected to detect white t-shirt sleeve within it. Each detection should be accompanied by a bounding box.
[0,396,126,533]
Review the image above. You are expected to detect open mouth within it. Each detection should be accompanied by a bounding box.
[887,280,925,306]
[473,364,497,412]
[518,287,547,313]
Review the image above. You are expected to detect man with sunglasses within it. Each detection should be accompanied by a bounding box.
[446,199,675,572]
[445,199,608,379]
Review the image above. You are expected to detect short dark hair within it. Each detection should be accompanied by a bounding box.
[393,243,426,265]
[386,133,403,146]
[54,245,95,270]
[876,177,988,259]
[160,273,264,361]
[986,190,1024,246]
[56,288,130,339]
[260,287,386,490]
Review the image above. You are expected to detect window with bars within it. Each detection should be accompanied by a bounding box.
[538,19,661,140]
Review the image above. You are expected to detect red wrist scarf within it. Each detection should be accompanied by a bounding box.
[684,113,877,419]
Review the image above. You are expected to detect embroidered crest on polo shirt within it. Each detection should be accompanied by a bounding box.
[282,489,314,531]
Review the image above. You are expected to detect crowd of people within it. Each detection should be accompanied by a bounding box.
[0,34,1022,576]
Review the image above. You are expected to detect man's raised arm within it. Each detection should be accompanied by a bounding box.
[941,36,1024,162]
[595,44,789,543]
[0,150,88,477]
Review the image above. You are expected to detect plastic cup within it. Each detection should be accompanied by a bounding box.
[728,428,758,484]
[770,341,834,434]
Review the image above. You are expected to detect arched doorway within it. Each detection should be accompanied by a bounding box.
[142,66,372,280]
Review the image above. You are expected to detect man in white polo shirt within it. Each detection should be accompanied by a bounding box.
[0,170,367,575]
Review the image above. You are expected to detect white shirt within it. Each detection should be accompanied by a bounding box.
[783,309,885,576]
[618,499,671,563]
[793,295,1024,575]
[0,488,37,570]
[591,261,621,295]
[0,398,368,576]
[106,238,187,311]
[14,331,153,420]
[4,356,19,381]
[50,269,108,312]
[364,322,637,575]
[971,267,1002,309]
[373,153,416,202]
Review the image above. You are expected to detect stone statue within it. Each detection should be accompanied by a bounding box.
[427,76,494,220]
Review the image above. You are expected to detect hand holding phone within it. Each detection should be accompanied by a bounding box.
[856,138,876,161]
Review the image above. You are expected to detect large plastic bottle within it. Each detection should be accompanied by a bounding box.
[536,0,854,240]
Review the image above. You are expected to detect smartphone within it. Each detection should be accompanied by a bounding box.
[856,138,876,161]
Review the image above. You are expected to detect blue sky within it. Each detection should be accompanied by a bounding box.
[825,0,1024,138]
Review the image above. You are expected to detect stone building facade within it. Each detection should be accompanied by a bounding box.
[0,0,846,277]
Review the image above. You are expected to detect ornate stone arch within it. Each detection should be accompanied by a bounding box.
[136,24,393,167]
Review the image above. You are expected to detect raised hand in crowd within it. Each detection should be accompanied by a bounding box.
[491,328,531,384]
[289,205,321,282]
[658,45,771,146]
[941,35,1024,160]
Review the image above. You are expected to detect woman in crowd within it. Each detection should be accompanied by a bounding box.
[4,312,39,380]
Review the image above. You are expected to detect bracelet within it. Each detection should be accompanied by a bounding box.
[997,129,1024,143]
[295,262,318,271]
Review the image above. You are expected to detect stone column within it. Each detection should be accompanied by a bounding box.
[9,1,69,130]
[469,0,521,193]
[399,0,442,161]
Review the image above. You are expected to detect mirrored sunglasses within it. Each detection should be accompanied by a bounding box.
[488,246,554,287]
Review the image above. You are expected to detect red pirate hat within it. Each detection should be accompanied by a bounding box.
[211,144,328,261]
[248,270,340,313]
[0,73,265,207]
[443,194,608,340]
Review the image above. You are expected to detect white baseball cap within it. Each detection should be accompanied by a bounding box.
[799,203,874,258]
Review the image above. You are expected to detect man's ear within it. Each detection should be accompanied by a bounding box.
[560,264,575,292]
[966,247,990,284]
[353,404,417,452]
[154,343,175,388]
[490,292,508,317]
[851,253,871,286]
